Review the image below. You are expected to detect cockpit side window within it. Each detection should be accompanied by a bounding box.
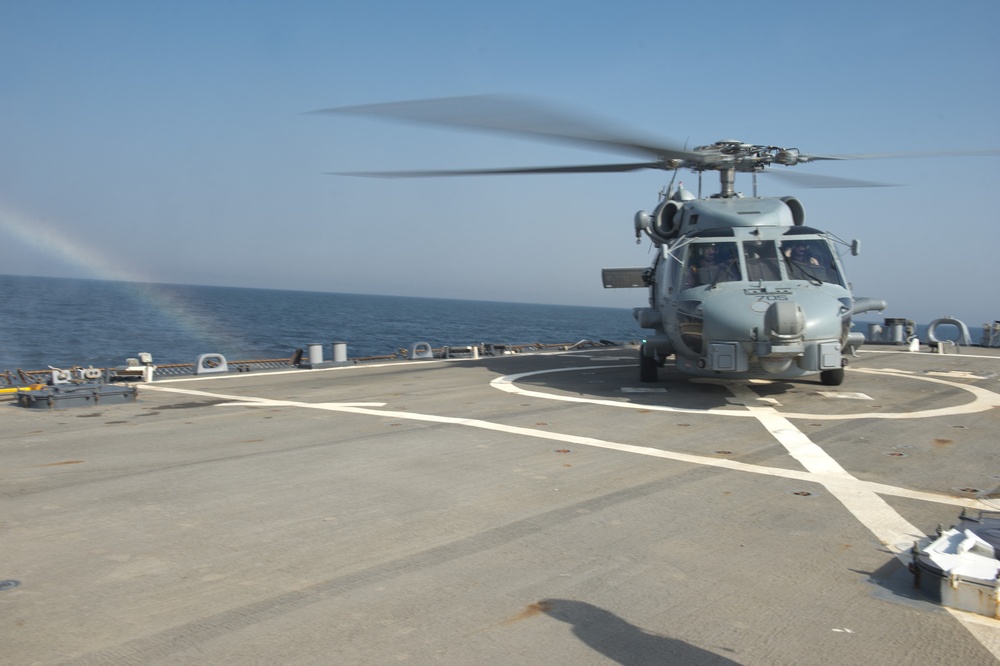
[743,240,781,282]
[780,239,843,285]
[682,241,742,288]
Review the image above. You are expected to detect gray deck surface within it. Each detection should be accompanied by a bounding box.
[4,345,1000,665]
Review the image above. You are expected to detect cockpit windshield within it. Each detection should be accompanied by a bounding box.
[779,238,843,285]
[682,242,742,288]
[679,237,844,289]
[743,240,781,281]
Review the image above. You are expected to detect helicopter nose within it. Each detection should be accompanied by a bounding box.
[764,301,806,341]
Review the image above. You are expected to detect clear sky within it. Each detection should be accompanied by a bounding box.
[1,1,998,326]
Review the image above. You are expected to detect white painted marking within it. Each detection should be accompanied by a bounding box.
[154,361,405,382]
[858,349,1000,362]
[727,383,924,550]
[815,391,873,400]
[143,383,986,512]
[492,366,755,416]
[724,381,1000,655]
[141,373,1000,659]
[217,401,387,408]
[143,365,1000,655]
[620,387,667,394]
[786,369,1000,420]
[492,366,1000,421]
[928,371,987,379]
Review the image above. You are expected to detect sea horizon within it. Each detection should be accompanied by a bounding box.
[0,274,642,371]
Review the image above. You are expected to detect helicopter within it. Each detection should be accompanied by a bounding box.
[315,95,998,386]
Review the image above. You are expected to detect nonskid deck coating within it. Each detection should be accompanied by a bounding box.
[3,345,1000,664]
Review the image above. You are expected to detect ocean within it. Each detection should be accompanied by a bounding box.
[0,275,644,371]
[2,275,983,372]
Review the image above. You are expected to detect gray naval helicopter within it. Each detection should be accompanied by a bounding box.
[611,164,873,386]
[317,96,997,386]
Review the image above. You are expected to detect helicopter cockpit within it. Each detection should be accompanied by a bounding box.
[681,242,742,288]
[778,238,843,285]
[677,229,844,291]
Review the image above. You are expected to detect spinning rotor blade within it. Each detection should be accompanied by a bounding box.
[329,162,665,178]
[313,95,695,163]
[800,147,1000,162]
[761,170,897,189]
[315,95,1000,182]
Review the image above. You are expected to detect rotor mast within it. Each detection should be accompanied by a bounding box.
[718,167,737,198]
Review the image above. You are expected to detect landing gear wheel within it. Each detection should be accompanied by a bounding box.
[639,345,658,383]
[820,368,844,386]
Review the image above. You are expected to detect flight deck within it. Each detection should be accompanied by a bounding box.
[4,345,1000,664]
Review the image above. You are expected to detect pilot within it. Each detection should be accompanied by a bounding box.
[686,244,735,287]
[698,243,719,267]
[785,241,819,266]
[784,241,826,281]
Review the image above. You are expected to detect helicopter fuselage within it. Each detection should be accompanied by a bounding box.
[623,191,881,385]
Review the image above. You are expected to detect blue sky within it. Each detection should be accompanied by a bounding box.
[1,1,998,326]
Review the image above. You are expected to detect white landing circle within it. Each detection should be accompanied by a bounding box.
[491,365,1000,421]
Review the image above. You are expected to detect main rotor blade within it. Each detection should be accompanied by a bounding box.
[328,162,666,178]
[313,95,696,162]
[761,170,897,188]
[801,147,1000,162]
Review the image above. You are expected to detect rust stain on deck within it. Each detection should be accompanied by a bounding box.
[501,601,553,626]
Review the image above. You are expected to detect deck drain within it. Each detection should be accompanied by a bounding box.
[0,580,20,591]
[554,449,572,454]
[790,490,818,498]
[884,451,908,457]
[953,487,982,495]
[715,450,733,455]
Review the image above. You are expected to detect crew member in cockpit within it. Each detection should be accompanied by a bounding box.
[784,241,824,281]
[685,243,738,287]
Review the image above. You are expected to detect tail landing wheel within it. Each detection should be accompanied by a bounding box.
[639,344,658,383]
[820,368,845,386]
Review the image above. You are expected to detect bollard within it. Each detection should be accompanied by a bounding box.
[332,342,347,363]
[908,338,920,352]
[307,343,324,365]
[884,318,907,344]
